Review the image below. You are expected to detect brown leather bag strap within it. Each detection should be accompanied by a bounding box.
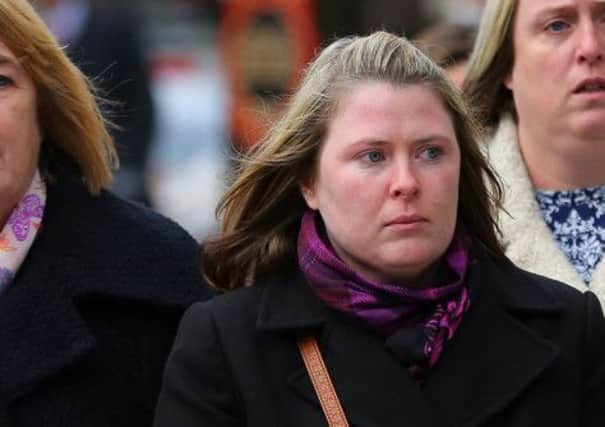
[297,335,350,427]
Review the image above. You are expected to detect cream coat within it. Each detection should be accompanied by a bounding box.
[488,116,605,308]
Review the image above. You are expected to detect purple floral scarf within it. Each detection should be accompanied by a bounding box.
[0,170,46,293]
[297,210,471,379]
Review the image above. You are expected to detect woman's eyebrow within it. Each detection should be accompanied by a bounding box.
[532,5,573,22]
[0,54,18,67]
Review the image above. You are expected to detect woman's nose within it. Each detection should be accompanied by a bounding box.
[389,162,419,199]
[577,22,605,65]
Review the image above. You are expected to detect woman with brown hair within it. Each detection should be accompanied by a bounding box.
[156,31,605,426]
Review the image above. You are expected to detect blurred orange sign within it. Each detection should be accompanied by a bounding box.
[220,0,319,148]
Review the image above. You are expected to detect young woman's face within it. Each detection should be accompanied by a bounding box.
[0,39,41,224]
[301,82,461,285]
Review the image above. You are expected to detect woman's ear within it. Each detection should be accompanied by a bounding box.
[299,179,319,210]
[503,69,513,90]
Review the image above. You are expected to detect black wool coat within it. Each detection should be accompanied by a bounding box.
[0,178,211,427]
[154,248,605,427]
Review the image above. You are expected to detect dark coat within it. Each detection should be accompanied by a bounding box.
[0,178,211,427]
[154,248,605,427]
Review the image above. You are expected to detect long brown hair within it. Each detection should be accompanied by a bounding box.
[202,31,504,291]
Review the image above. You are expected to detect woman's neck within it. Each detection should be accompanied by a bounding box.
[517,121,605,190]
[0,193,23,230]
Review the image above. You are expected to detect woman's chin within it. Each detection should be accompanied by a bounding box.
[362,253,441,285]
[570,111,605,140]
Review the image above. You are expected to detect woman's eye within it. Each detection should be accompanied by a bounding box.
[0,75,13,88]
[420,146,443,160]
[545,20,569,33]
[364,150,385,163]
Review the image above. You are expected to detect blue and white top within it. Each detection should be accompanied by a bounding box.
[536,186,605,285]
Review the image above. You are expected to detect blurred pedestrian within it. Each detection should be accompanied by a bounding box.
[415,23,476,87]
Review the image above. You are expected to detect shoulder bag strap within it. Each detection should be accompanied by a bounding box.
[297,335,350,427]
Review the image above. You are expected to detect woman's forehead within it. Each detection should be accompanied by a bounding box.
[516,0,605,16]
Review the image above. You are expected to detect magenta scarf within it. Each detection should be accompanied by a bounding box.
[297,210,471,379]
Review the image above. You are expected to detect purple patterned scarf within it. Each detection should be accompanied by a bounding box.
[297,210,471,379]
[0,170,46,294]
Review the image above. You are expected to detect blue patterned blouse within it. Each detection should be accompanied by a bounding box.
[535,186,605,285]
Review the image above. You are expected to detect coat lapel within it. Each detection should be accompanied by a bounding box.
[318,317,445,426]
[260,275,443,427]
[285,321,443,426]
[0,181,101,405]
[419,252,562,427]
[0,252,95,404]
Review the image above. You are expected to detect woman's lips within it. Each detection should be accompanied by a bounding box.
[384,214,428,230]
[573,77,605,94]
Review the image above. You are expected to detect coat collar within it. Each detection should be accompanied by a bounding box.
[257,248,564,426]
[257,273,327,332]
[488,115,605,307]
[256,247,563,331]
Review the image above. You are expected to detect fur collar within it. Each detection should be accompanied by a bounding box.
[488,116,605,307]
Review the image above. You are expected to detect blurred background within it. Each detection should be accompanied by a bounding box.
[34,0,485,239]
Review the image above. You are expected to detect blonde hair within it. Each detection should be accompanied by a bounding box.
[463,0,517,128]
[202,31,504,291]
[0,0,117,193]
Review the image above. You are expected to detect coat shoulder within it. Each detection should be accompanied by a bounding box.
[502,258,594,312]
[39,179,210,304]
[192,286,265,327]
